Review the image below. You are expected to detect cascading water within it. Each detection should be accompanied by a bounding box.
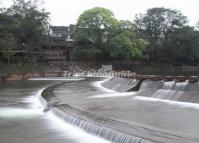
[38,77,199,143]
[101,77,137,92]
[174,81,188,90]
[38,79,154,143]
[145,80,190,101]
[162,81,175,89]
[51,108,153,143]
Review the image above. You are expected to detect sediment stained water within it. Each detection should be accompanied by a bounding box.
[0,80,110,143]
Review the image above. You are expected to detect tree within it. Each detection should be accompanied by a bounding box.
[107,20,145,60]
[134,7,188,61]
[108,33,145,60]
[166,26,199,64]
[71,47,101,60]
[73,7,119,61]
[6,0,50,53]
[0,34,17,64]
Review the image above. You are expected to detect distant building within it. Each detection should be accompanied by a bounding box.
[0,18,76,64]
[41,25,75,65]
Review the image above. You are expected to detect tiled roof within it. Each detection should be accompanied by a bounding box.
[50,26,69,31]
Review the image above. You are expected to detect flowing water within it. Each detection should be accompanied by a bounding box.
[1,78,199,143]
[0,80,110,143]
[52,78,199,143]
[138,80,199,103]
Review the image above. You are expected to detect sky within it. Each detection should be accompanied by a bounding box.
[1,0,199,26]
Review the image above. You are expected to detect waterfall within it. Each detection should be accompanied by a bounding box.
[162,81,175,89]
[101,77,138,92]
[52,108,153,143]
[174,81,188,90]
[151,81,188,100]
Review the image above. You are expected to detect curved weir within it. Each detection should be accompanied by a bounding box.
[39,77,199,143]
[137,79,199,103]
[40,81,154,143]
[1,73,199,143]
[0,79,114,143]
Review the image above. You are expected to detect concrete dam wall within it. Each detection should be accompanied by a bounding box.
[37,77,199,143]
[39,82,154,143]
[101,76,199,103]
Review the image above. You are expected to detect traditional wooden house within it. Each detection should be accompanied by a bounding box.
[40,25,75,65]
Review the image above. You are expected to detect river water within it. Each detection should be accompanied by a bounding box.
[1,78,199,143]
[53,78,199,143]
[0,80,110,143]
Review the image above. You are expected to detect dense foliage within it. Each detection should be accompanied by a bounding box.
[1,3,199,65]
[73,7,145,61]
[73,7,199,65]
[134,7,199,64]
[0,33,17,64]
[0,0,49,64]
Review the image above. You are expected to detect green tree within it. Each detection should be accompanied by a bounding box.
[0,34,17,64]
[166,26,199,64]
[6,0,50,54]
[135,7,187,61]
[73,7,119,61]
[71,47,101,60]
[108,33,145,60]
[107,20,145,60]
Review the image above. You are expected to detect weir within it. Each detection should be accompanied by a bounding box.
[53,108,153,143]
[100,76,199,104]
[32,75,199,143]
[101,77,138,92]
[39,81,154,143]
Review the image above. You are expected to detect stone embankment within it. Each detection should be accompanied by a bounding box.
[0,70,198,85]
[0,72,65,83]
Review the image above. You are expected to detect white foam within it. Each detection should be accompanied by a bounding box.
[134,96,199,109]
[0,108,42,118]
[22,88,46,109]
[26,88,111,143]
[91,78,116,93]
[28,77,85,81]
[0,89,111,143]
[44,111,111,143]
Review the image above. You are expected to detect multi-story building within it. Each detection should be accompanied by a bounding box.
[41,25,75,65]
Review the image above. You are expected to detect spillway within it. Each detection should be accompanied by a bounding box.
[0,80,112,143]
[137,79,199,103]
[1,76,199,143]
[42,77,199,143]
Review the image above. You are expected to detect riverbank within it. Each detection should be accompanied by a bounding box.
[1,63,199,76]
[0,64,64,76]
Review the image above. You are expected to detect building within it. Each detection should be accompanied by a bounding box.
[0,17,76,65]
[41,25,75,64]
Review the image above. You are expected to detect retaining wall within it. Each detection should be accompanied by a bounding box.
[1,72,65,82]
[0,70,198,85]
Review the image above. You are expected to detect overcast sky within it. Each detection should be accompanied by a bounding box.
[1,0,199,26]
